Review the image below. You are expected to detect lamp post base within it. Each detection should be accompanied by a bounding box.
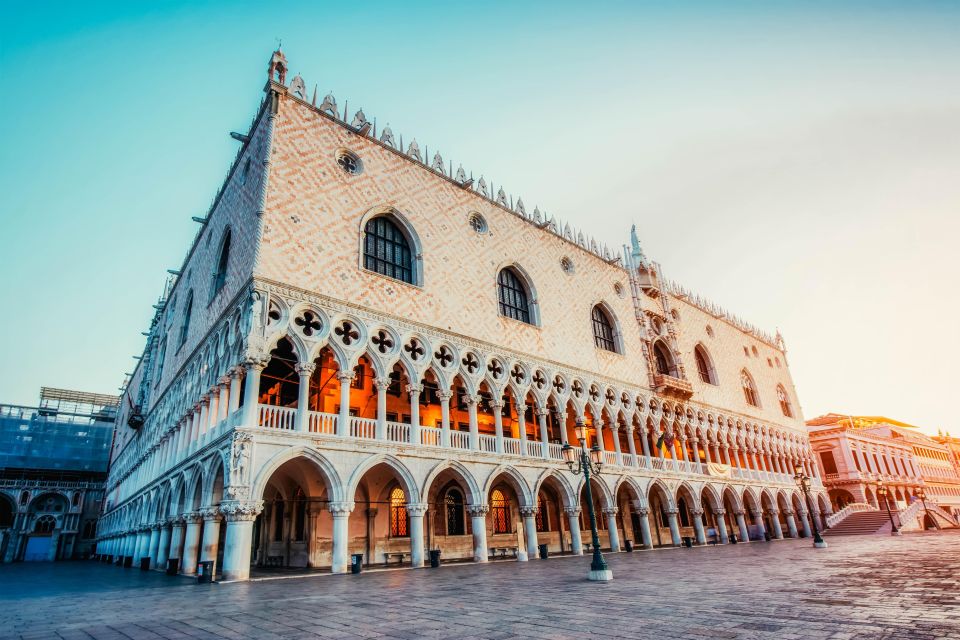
[588,568,613,581]
[890,529,902,536]
[813,540,828,549]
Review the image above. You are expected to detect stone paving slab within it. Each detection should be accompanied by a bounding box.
[0,531,958,640]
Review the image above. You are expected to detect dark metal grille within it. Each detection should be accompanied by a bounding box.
[445,489,465,535]
[389,486,408,537]
[364,217,414,284]
[492,489,510,534]
[497,268,531,324]
[695,347,713,384]
[592,306,616,351]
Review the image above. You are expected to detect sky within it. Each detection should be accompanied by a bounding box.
[1,1,958,435]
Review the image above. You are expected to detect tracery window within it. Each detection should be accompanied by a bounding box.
[491,488,510,534]
[34,515,56,534]
[653,341,674,376]
[592,305,617,352]
[389,486,409,537]
[777,385,793,418]
[178,290,194,348]
[364,216,414,284]
[211,229,231,298]
[694,345,716,385]
[497,268,531,324]
[444,488,465,536]
[741,370,759,407]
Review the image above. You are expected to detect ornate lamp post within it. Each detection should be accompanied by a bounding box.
[793,464,827,548]
[916,487,939,530]
[562,420,612,582]
[875,480,901,536]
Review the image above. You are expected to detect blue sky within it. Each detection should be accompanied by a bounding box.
[1,1,958,433]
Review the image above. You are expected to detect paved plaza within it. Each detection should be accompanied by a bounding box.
[1,531,958,640]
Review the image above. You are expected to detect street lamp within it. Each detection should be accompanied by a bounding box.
[875,480,901,536]
[916,487,939,530]
[562,420,612,582]
[793,464,827,548]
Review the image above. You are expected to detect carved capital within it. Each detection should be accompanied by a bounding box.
[714,508,726,516]
[328,501,355,516]
[182,512,203,525]
[336,372,355,383]
[437,390,454,401]
[602,508,619,516]
[690,509,704,517]
[406,384,424,396]
[219,500,264,522]
[295,362,317,377]
[563,506,581,516]
[244,358,268,372]
[635,507,650,516]
[466,504,489,517]
[463,394,480,406]
[200,507,221,522]
[733,509,745,517]
[519,506,539,517]
[374,376,391,391]
[405,502,429,517]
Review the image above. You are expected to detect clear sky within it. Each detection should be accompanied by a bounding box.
[1,1,958,434]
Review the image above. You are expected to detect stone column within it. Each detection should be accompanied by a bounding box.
[703,440,713,464]
[228,367,243,414]
[180,513,203,575]
[626,426,638,464]
[329,502,354,573]
[134,528,149,563]
[691,509,706,545]
[634,504,653,549]
[595,418,606,452]
[520,506,539,559]
[207,390,219,435]
[156,521,171,570]
[294,363,315,432]
[611,425,623,465]
[715,509,729,544]
[467,395,480,450]
[798,510,812,538]
[640,426,651,459]
[751,509,767,540]
[240,361,266,428]
[374,377,389,440]
[517,403,528,455]
[168,517,185,563]
[197,397,210,442]
[491,401,504,453]
[408,384,422,446]
[537,410,550,459]
[768,510,784,539]
[604,508,621,551]
[666,509,682,546]
[218,378,230,424]
[784,510,799,538]
[467,505,489,562]
[220,501,263,581]
[337,372,354,436]
[564,507,583,555]
[438,390,452,447]
[147,524,161,568]
[735,510,750,542]
[407,503,428,568]
[200,508,222,564]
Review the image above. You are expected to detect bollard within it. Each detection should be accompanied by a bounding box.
[429,549,441,568]
[538,543,549,560]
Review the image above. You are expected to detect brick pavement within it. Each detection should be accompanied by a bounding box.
[1,531,958,640]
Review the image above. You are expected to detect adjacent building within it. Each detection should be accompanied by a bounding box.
[96,50,827,581]
[807,414,960,519]
[0,387,117,561]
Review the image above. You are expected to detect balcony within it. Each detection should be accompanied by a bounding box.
[652,373,693,400]
[254,404,803,486]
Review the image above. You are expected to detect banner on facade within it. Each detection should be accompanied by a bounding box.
[706,462,732,478]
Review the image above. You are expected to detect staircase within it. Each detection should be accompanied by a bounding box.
[823,509,889,536]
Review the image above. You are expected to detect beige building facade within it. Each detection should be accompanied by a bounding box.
[96,50,826,580]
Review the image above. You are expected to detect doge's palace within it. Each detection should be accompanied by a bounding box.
[96,49,828,581]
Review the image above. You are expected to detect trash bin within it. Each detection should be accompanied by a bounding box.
[429,549,441,568]
[764,531,772,542]
[538,543,549,560]
[729,533,738,544]
[166,558,180,575]
[624,540,633,552]
[351,553,363,574]
[682,537,693,548]
[123,556,133,568]
[197,560,215,583]
[140,557,151,571]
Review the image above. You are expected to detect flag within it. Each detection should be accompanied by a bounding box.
[655,432,664,451]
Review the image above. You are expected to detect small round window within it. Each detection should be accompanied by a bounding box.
[336,149,363,175]
[468,212,487,234]
[560,257,575,275]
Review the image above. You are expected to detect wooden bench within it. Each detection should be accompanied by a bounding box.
[488,546,519,559]
[264,555,284,568]
[384,552,411,565]
[706,528,720,545]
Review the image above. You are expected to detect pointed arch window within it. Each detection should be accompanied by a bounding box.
[653,340,676,376]
[497,268,532,324]
[34,515,56,534]
[444,487,465,536]
[741,370,760,407]
[694,345,717,385]
[364,216,415,284]
[777,385,793,418]
[491,488,511,534]
[389,486,409,537]
[592,305,617,352]
[178,290,194,349]
[211,228,231,298]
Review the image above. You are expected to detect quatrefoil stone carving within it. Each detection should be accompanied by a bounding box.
[334,321,359,346]
[294,311,322,337]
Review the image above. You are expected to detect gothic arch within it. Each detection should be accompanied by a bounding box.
[346,453,420,504]
[251,447,344,504]
[481,465,534,507]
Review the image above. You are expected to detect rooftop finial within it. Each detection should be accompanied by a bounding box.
[630,224,646,263]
